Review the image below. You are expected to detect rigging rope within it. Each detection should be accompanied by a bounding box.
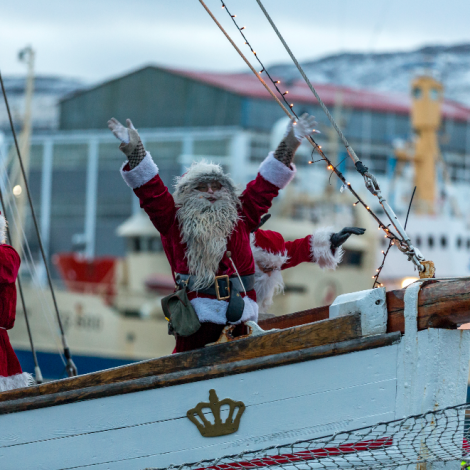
[253,0,427,274]
[0,71,77,377]
[0,163,66,367]
[205,0,426,275]
[0,183,43,383]
[200,1,405,263]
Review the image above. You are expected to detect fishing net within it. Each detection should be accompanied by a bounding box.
[145,403,470,470]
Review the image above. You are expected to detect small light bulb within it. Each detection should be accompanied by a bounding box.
[308,161,313,164]
[353,203,357,206]
[253,51,256,55]
[283,91,289,95]
[382,250,385,254]
[276,80,281,84]
[318,145,322,149]
[347,182,351,185]
[222,4,225,7]
[289,103,294,107]
[13,185,22,197]
[231,14,236,17]
[240,26,246,30]
[366,206,370,210]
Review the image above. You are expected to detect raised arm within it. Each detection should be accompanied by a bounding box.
[240,114,318,231]
[109,118,177,235]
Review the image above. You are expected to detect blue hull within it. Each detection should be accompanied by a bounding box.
[15,349,138,380]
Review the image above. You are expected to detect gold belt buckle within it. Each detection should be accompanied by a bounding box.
[214,275,230,301]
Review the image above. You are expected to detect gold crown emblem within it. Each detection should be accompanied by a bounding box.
[187,389,245,437]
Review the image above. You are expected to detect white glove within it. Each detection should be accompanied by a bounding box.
[284,113,320,142]
[107,118,136,144]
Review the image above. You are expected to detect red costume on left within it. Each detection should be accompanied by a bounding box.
[0,214,31,391]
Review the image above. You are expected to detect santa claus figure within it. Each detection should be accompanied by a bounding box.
[251,227,365,313]
[0,213,32,391]
[109,113,318,352]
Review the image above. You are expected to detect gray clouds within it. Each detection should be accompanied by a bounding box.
[1,0,470,82]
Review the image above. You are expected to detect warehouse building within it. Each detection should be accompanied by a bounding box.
[2,64,470,268]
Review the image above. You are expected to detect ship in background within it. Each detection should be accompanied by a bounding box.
[2,62,470,379]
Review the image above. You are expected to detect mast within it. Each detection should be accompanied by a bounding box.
[395,76,443,215]
[9,46,35,254]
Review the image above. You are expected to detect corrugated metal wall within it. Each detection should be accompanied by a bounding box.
[59,67,243,130]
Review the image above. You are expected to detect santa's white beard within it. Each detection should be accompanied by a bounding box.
[254,269,285,313]
[177,188,240,290]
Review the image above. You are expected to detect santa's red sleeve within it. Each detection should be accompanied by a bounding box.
[240,153,296,231]
[283,227,343,271]
[120,152,177,236]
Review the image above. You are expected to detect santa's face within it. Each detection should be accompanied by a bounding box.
[195,180,223,204]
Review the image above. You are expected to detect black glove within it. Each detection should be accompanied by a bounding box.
[330,227,366,248]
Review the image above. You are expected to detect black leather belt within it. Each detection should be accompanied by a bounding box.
[175,273,255,323]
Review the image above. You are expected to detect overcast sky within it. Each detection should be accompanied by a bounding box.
[1,0,470,84]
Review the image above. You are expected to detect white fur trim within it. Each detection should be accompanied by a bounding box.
[190,296,258,325]
[0,372,34,392]
[258,152,296,189]
[251,243,289,270]
[0,214,6,244]
[310,227,344,270]
[120,152,159,189]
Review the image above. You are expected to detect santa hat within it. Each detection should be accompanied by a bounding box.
[251,230,289,269]
[0,211,6,244]
[173,160,238,203]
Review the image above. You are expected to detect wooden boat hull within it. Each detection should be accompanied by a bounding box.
[0,280,469,469]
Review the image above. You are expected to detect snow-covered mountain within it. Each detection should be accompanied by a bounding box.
[269,43,470,107]
[0,76,83,131]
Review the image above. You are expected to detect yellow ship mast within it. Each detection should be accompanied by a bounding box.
[395,75,443,214]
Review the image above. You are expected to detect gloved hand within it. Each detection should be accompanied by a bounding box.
[330,227,366,248]
[275,113,319,167]
[284,113,320,142]
[108,118,136,144]
[107,117,146,169]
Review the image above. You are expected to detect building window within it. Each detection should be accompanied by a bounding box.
[440,236,447,248]
[467,239,470,250]
[457,237,462,249]
[412,87,422,99]
[415,235,422,247]
[428,236,434,249]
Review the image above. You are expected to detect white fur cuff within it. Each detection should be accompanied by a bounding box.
[120,152,159,189]
[311,227,344,270]
[0,372,34,392]
[258,152,296,189]
[190,296,258,325]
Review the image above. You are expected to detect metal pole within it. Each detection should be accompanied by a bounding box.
[85,138,99,259]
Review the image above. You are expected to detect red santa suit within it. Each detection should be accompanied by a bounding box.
[0,214,31,391]
[121,153,296,352]
[251,228,343,313]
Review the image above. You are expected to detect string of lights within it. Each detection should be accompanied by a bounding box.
[215,0,405,286]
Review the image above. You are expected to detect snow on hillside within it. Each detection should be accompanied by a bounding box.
[268,43,470,107]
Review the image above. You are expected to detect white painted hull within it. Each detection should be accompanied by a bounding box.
[1,328,468,470]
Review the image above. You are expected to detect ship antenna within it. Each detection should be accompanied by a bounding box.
[0,186,43,384]
[0,71,77,377]
[252,0,428,276]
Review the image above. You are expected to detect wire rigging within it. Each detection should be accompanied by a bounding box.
[200,0,404,271]
[253,0,427,275]
[212,0,426,276]
[0,71,77,377]
[0,163,67,367]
